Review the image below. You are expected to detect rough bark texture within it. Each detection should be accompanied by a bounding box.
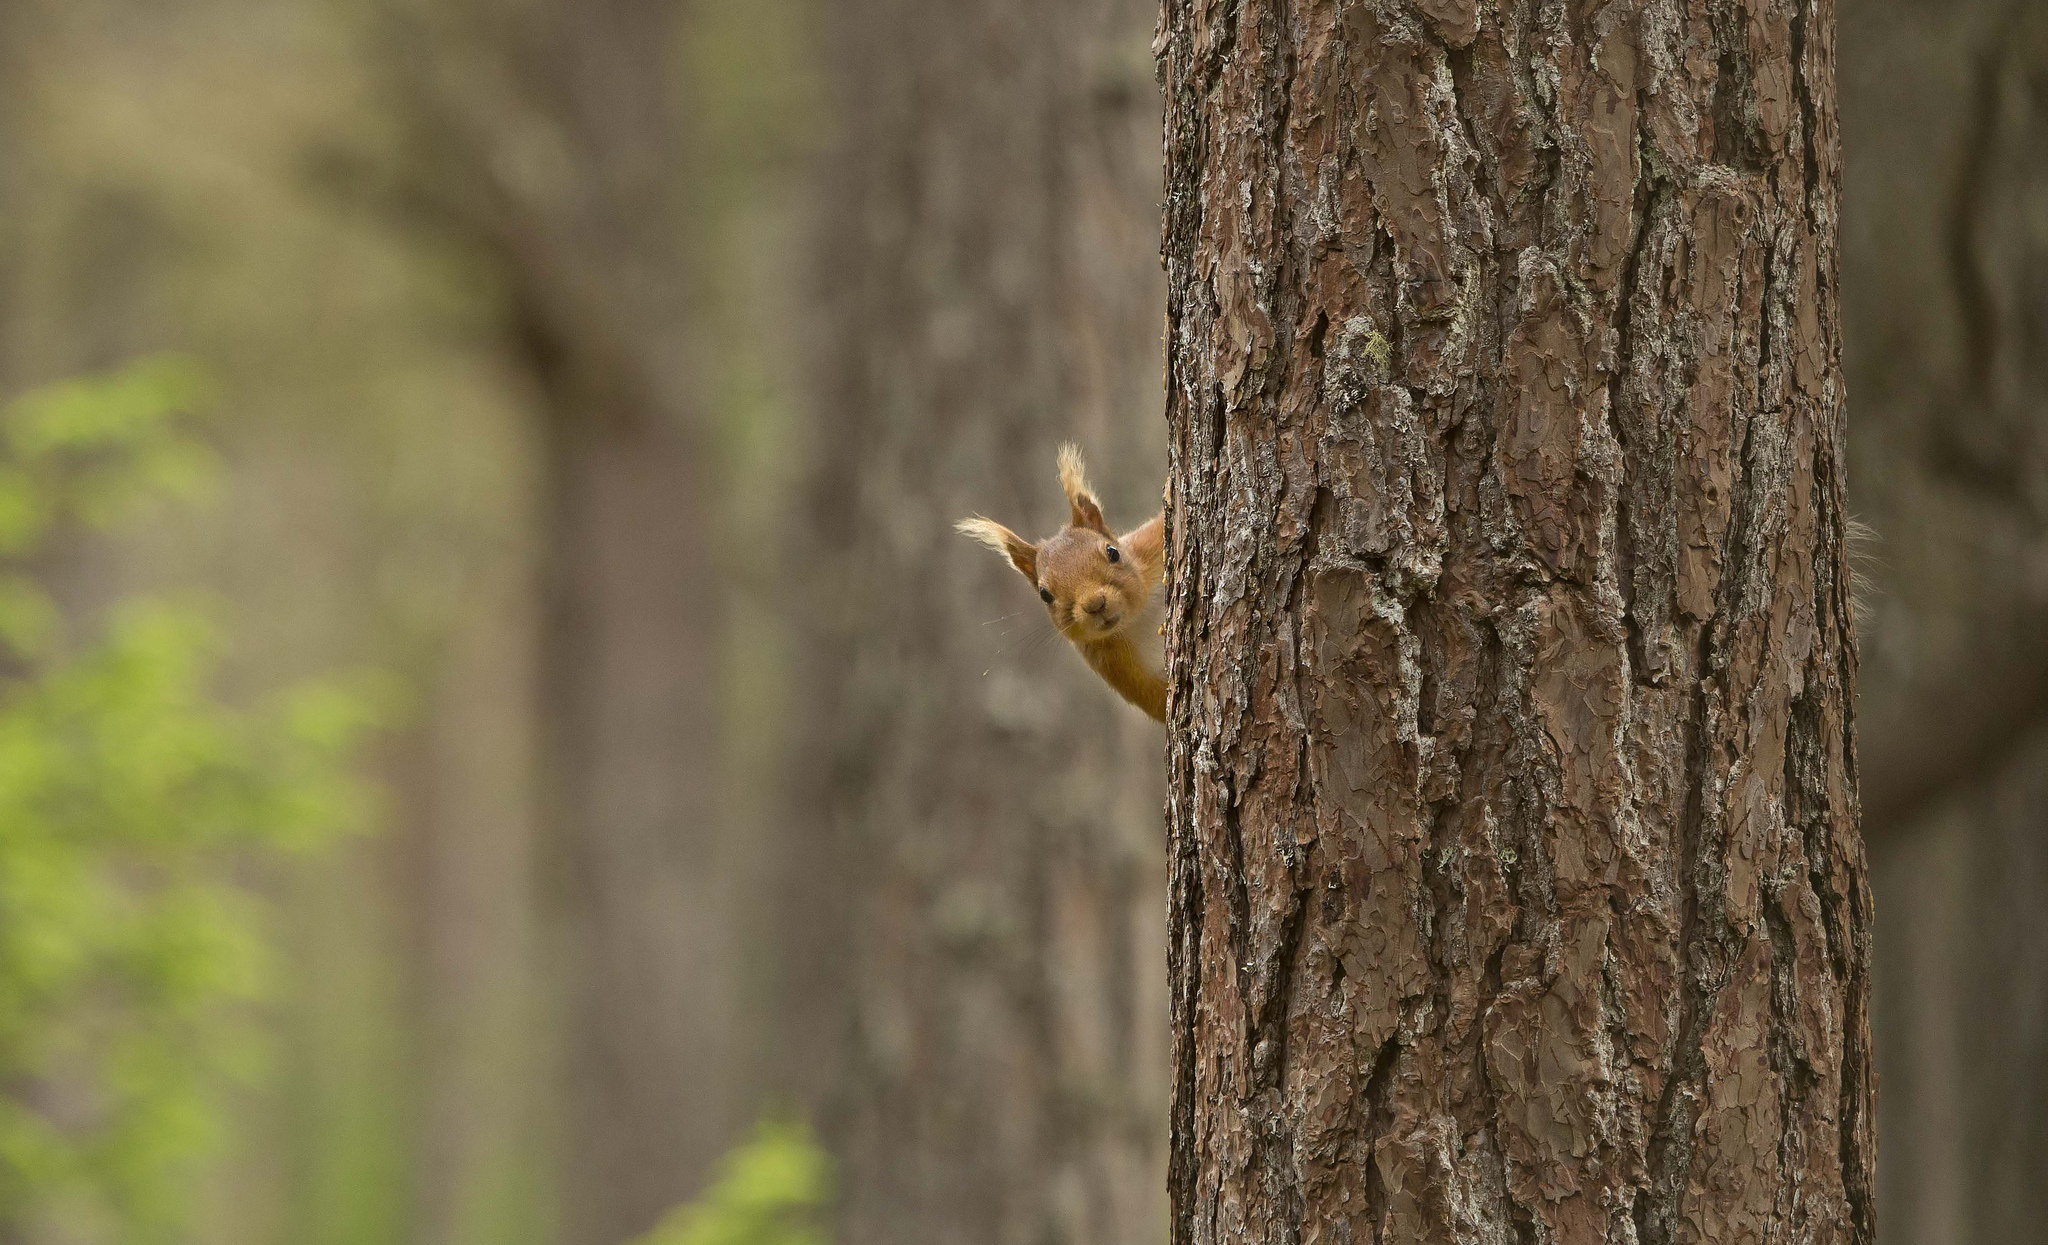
[790,1,1169,1241]
[1155,1,1874,1242]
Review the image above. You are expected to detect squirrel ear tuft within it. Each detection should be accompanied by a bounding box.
[956,516,1038,582]
[1057,443,1109,535]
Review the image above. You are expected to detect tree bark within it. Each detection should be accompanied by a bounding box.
[1155,1,1875,1242]
[789,1,1168,1241]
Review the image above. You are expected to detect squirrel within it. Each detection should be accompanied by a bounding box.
[957,445,1168,722]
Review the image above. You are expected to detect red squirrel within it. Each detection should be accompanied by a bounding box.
[957,445,1166,722]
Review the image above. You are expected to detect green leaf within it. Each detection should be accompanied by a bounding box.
[0,578,59,658]
[0,468,49,555]
[0,358,388,1237]
[635,1120,832,1245]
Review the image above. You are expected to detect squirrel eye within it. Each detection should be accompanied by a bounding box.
[1105,546,1120,563]
[1039,587,1054,603]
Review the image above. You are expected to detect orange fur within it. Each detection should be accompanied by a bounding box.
[956,444,1167,722]
[1079,632,1167,722]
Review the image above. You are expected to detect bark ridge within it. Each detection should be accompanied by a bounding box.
[1157,1,1873,1241]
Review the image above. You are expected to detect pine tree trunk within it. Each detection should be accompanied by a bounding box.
[1155,1,1875,1241]
[788,1,1168,1241]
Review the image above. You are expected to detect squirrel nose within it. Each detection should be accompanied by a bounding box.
[1084,592,1110,615]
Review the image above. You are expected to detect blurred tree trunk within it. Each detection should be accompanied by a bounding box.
[533,353,730,1245]
[1841,2,2048,1240]
[1870,736,2048,1245]
[385,551,551,1245]
[1847,2,2048,833]
[1156,1,1874,1242]
[376,4,744,1241]
[788,1,1168,1241]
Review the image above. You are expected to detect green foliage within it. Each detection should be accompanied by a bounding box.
[0,359,388,1241]
[633,1121,831,1245]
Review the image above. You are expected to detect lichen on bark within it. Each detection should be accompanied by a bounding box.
[1156,1,1874,1242]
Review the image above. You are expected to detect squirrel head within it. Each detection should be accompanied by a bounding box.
[957,444,1152,642]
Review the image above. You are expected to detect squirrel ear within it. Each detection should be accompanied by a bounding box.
[1057,443,1110,535]
[956,516,1038,582]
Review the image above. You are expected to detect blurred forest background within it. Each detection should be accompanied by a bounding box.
[0,0,2041,1243]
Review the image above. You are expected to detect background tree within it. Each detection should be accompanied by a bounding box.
[0,361,381,1241]
[0,0,817,1239]
[1843,3,2048,1241]
[1155,0,1874,1240]
[0,0,2042,1240]
[786,0,1169,1240]
[369,2,751,1239]
[0,2,552,1237]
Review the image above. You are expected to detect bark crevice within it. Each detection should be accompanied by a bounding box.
[1161,1,1870,1240]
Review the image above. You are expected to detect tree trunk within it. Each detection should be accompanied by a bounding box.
[1869,724,2048,1245]
[1155,1,1875,1241]
[536,383,732,1245]
[789,1,1168,1241]
[1840,2,2048,1238]
[376,4,745,1239]
[1844,0,2048,835]
[389,544,551,1245]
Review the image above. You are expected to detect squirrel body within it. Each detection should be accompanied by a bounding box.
[958,445,1167,722]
